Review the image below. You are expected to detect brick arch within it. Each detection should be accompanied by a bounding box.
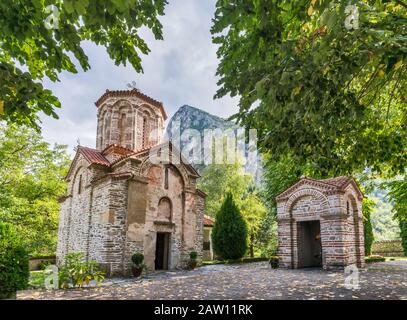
[70,164,87,195]
[158,197,172,221]
[138,103,160,118]
[284,187,330,215]
[111,99,132,110]
[138,159,190,189]
[344,191,363,266]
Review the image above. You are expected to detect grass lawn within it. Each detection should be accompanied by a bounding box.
[385,256,407,261]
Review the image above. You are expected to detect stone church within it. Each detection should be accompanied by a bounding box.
[57,89,206,275]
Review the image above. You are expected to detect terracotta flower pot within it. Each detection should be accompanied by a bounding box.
[132,266,143,277]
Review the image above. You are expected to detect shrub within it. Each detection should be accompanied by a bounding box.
[400,218,407,256]
[365,255,386,263]
[269,256,279,269]
[131,252,145,268]
[38,260,53,270]
[363,198,375,256]
[0,222,29,299]
[212,193,247,260]
[190,251,198,260]
[58,253,105,289]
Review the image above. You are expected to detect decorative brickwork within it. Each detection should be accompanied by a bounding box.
[57,90,206,275]
[276,176,365,270]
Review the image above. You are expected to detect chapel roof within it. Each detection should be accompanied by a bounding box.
[78,146,111,167]
[94,89,167,120]
[276,176,363,201]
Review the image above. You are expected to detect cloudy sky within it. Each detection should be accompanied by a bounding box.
[40,0,238,155]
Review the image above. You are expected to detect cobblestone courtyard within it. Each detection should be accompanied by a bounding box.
[18,261,407,300]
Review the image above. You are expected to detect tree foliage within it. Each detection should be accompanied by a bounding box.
[240,190,267,257]
[399,218,407,255]
[212,0,406,176]
[363,198,375,255]
[0,123,70,255]
[386,175,407,219]
[211,193,248,260]
[386,175,407,253]
[0,0,167,128]
[198,163,267,256]
[0,222,29,298]
[198,162,252,217]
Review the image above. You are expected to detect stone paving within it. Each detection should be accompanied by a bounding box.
[18,260,407,300]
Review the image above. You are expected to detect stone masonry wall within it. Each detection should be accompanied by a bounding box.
[277,179,364,270]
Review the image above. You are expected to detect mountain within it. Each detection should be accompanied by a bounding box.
[165,105,262,180]
[166,105,239,137]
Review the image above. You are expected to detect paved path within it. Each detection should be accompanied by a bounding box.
[18,260,407,300]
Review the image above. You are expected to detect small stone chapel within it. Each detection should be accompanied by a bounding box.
[276,176,365,270]
[56,89,206,275]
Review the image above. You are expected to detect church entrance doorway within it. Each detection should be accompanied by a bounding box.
[155,232,170,270]
[297,220,322,268]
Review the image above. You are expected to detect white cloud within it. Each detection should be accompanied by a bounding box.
[39,0,239,156]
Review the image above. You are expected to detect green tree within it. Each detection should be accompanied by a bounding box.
[0,123,70,255]
[386,176,407,219]
[0,0,167,128]
[198,163,268,256]
[0,222,29,299]
[363,198,375,256]
[254,208,278,257]
[212,0,406,177]
[386,175,407,254]
[399,218,407,255]
[240,190,266,257]
[212,193,247,260]
[198,162,252,217]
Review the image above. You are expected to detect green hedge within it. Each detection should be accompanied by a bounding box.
[202,257,269,266]
[365,255,386,264]
[0,223,29,299]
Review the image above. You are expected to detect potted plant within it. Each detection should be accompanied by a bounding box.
[188,251,198,270]
[131,252,146,277]
[269,256,279,269]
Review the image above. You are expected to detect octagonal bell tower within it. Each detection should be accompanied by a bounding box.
[95,89,167,151]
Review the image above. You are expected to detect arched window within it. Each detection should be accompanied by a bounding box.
[119,113,126,146]
[164,167,169,189]
[158,197,172,221]
[78,175,83,195]
[142,117,147,148]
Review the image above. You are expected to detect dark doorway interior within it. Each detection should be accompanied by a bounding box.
[297,220,322,268]
[155,232,170,270]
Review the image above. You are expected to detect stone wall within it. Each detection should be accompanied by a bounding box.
[372,240,405,257]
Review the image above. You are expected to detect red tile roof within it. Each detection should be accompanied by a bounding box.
[204,215,215,227]
[102,144,134,157]
[320,176,353,188]
[94,89,167,120]
[78,146,111,167]
[276,176,363,201]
